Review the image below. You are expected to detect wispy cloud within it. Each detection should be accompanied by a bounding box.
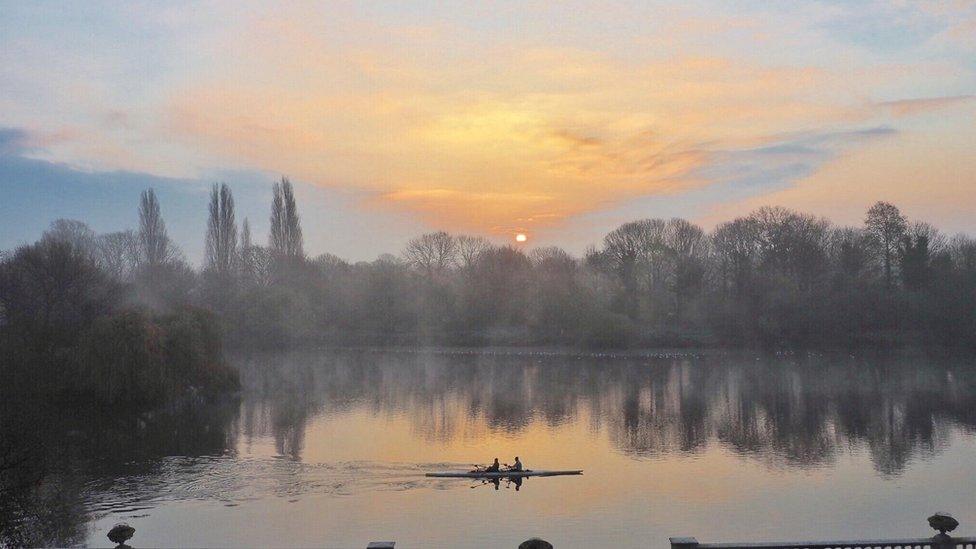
[878,95,976,116]
[688,127,898,207]
[699,108,976,234]
[160,26,906,234]
[1,1,975,248]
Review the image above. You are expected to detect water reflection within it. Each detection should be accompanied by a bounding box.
[0,397,239,546]
[235,350,976,476]
[3,350,975,546]
[470,476,525,491]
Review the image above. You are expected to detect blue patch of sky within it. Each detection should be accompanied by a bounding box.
[0,128,423,263]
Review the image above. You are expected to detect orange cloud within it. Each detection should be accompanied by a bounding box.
[157,8,974,237]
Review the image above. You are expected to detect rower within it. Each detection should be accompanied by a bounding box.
[485,458,500,473]
[507,456,523,472]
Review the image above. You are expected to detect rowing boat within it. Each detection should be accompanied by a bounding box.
[425,470,582,478]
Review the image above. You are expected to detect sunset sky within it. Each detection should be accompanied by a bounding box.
[2,1,974,261]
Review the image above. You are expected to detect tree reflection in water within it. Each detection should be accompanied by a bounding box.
[3,350,975,545]
[235,350,976,475]
[0,396,239,547]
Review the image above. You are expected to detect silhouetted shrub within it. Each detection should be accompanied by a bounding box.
[74,308,238,406]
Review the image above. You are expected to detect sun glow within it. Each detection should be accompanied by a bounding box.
[515,233,528,243]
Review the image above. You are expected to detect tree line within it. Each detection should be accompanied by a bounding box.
[0,187,243,408]
[2,178,975,353]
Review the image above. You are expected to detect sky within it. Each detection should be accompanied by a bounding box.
[1,1,975,262]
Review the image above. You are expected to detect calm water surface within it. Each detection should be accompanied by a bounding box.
[37,351,976,547]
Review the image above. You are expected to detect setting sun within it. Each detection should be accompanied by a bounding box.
[515,233,527,243]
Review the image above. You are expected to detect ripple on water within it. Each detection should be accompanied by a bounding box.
[83,457,471,516]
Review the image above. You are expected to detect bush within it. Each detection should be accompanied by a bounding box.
[158,307,239,395]
[73,308,238,407]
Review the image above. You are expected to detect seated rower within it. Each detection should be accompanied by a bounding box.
[506,456,523,472]
[484,458,500,473]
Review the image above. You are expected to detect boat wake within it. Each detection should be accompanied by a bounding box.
[81,458,504,518]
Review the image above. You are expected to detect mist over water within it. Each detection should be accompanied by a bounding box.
[5,350,975,547]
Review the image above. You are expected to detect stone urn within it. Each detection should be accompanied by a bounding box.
[107,523,135,548]
[929,513,959,535]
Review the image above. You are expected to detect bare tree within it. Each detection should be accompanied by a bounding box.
[663,219,708,319]
[751,206,831,284]
[602,219,660,270]
[864,201,907,288]
[664,218,708,260]
[138,189,174,267]
[531,246,578,283]
[250,246,274,286]
[948,234,976,272]
[237,218,274,286]
[828,227,874,282]
[899,221,946,290]
[456,235,490,269]
[711,217,760,296]
[313,253,349,273]
[282,179,303,257]
[205,183,237,275]
[270,183,285,255]
[601,221,644,299]
[41,219,98,261]
[269,177,303,259]
[905,221,946,253]
[530,246,576,268]
[0,239,117,342]
[404,231,458,276]
[600,219,667,318]
[97,230,139,279]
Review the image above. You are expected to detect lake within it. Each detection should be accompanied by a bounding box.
[11,350,976,548]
